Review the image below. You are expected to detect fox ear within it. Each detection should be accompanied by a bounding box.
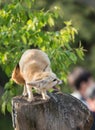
[27,79,46,86]
[27,81,38,86]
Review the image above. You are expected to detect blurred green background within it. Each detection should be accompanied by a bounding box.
[0,0,95,130]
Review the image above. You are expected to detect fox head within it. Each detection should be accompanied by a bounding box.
[27,72,62,90]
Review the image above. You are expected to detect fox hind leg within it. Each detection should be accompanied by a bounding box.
[22,85,28,97]
[26,84,34,102]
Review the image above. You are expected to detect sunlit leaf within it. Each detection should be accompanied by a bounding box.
[48,16,54,27]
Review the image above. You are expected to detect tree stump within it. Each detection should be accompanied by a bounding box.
[12,92,93,130]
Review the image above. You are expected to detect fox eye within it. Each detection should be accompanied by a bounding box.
[53,79,56,81]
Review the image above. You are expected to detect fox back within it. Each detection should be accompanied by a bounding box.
[12,49,51,84]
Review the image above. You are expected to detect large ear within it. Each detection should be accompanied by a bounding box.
[27,79,46,86]
[27,81,38,86]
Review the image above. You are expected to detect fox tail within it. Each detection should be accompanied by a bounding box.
[12,64,25,85]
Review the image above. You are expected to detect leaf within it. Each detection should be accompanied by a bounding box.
[7,102,12,113]
[1,102,6,114]
[27,19,35,30]
[69,52,77,63]
[76,48,84,60]
[5,66,11,76]
[48,16,54,27]
[64,20,72,26]
[21,35,27,44]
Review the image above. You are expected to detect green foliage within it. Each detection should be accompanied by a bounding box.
[0,0,84,113]
[33,0,95,45]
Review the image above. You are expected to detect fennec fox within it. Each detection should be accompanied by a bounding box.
[12,49,62,101]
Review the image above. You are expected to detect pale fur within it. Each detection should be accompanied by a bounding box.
[12,49,61,101]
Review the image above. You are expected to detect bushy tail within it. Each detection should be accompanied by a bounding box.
[12,64,25,85]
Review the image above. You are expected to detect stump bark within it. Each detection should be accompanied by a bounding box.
[12,92,93,130]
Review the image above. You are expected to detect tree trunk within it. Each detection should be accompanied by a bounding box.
[12,92,93,130]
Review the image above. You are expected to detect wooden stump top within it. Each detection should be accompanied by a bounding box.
[12,92,93,130]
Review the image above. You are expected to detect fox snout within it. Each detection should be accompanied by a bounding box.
[56,79,63,85]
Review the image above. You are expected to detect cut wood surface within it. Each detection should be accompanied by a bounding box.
[12,92,93,130]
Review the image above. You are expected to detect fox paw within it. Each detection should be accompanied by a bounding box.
[43,95,50,100]
[27,98,35,102]
[22,93,28,97]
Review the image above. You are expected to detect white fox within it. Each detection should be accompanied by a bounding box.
[12,49,62,102]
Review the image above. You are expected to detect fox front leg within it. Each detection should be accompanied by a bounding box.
[22,85,28,97]
[26,85,34,102]
[41,89,50,100]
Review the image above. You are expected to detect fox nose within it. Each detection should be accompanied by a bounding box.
[57,79,63,85]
